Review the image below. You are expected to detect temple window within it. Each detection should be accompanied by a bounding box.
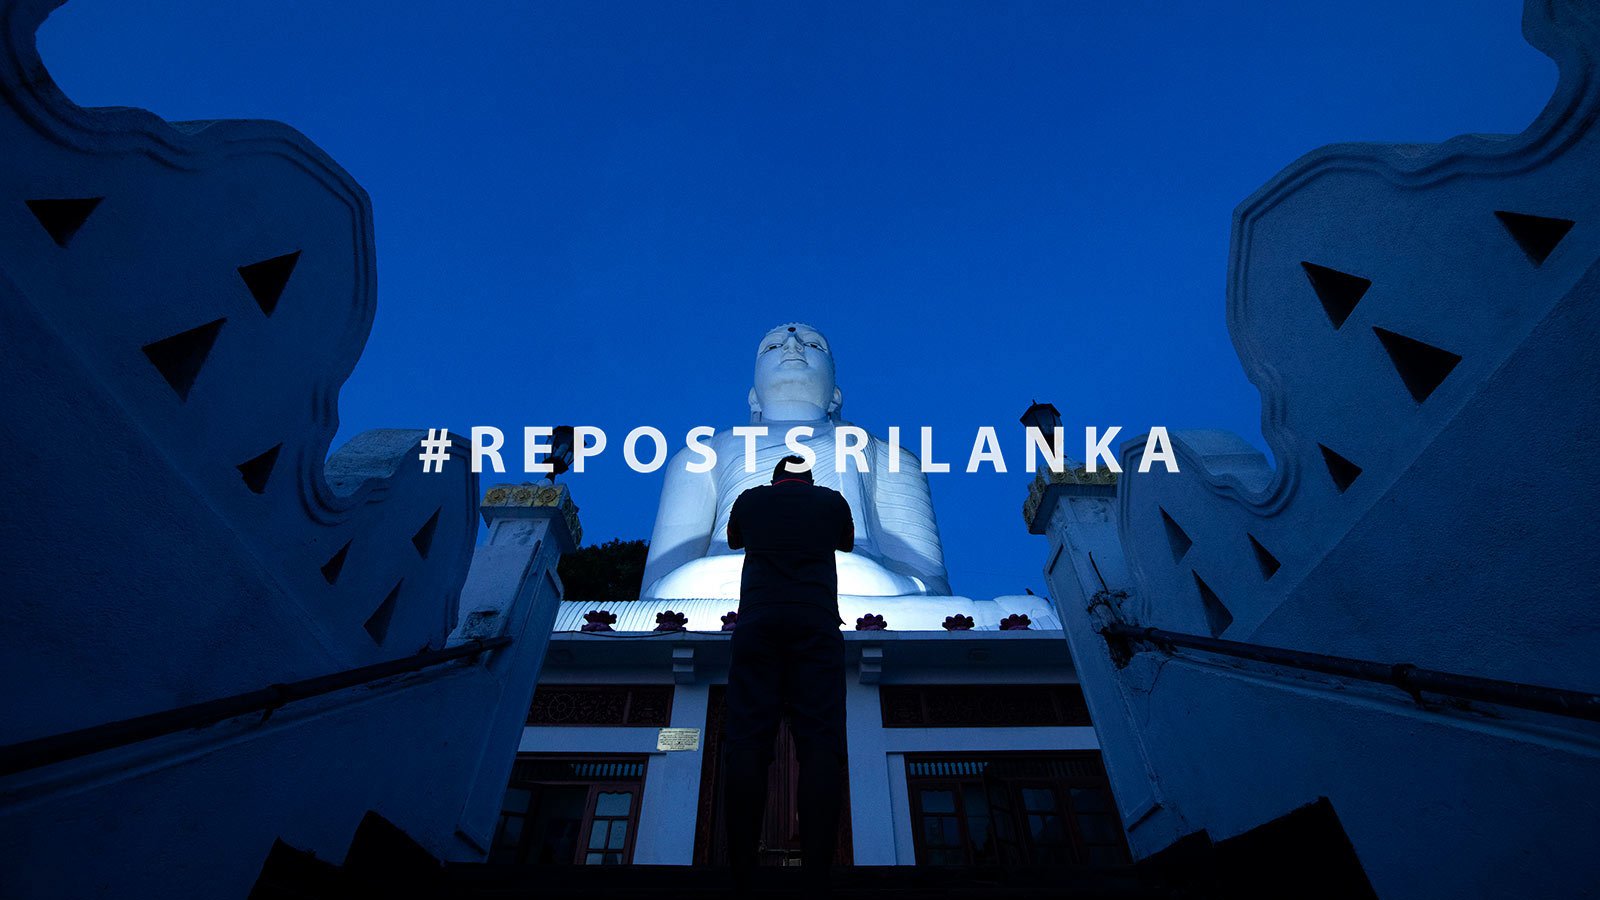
[490,755,647,866]
[905,753,1128,866]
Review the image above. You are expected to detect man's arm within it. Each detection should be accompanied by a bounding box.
[836,494,855,553]
[727,494,745,550]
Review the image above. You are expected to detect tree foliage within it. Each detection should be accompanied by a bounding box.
[556,538,649,604]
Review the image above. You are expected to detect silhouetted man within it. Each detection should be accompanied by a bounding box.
[722,455,853,893]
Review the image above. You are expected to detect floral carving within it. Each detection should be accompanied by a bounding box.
[528,685,673,726]
[879,684,1091,727]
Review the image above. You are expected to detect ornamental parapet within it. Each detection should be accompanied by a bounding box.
[482,482,583,550]
[1023,466,1119,534]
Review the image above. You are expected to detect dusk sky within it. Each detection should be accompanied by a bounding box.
[40,0,1554,600]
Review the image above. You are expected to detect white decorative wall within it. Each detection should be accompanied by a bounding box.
[1040,2,1600,897]
[0,3,569,896]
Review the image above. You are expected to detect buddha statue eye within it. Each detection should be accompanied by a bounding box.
[806,342,823,350]
[765,343,781,351]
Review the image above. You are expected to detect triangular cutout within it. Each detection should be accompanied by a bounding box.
[365,580,402,643]
[412,508,441,558]
[1248,534,1281,580]
[142,318,225,401]
[238,250,301,316]
[1494,210,1574,266]
[237,443,282,494]
[321,541,351,585]
[1159,507,1193,563]
[1318,444,1362,493]
[1192,571,1233,637]
[1301,262,1370,330]
[1373,327,1461,403]
[26,197,103,247]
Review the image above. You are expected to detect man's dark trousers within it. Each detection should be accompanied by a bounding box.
[722,478,853,889]
[723,604,846,883]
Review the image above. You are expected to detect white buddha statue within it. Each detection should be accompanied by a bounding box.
[641,323,952,601]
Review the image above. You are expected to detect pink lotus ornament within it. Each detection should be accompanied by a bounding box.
[581,610,617,633]
[942,614,975,631]
[856,613,888,631]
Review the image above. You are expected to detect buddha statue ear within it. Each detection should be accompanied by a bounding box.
[828,387,843,419]
[748,387,762,423]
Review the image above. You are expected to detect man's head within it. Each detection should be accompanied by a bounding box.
[772,454,813,484]
[750,323,841,422]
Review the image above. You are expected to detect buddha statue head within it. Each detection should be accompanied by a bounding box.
[749,322,843,424]
[640,320,951,601]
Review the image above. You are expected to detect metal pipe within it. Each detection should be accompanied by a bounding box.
[0,636,513,779]
[1102,623,1600,723]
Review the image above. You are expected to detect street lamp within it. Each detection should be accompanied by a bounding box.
[545,425,576,481]
[1019,400,1062,460]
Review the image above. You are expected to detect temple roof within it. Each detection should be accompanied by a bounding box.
[552,594,1060,633]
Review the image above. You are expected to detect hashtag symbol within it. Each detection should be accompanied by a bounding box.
[419,429,451,473]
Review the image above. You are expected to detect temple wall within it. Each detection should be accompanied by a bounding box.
[0,3,567,894]
[525,634,1097,867]
[631,682,712,865]
[1038,2,1600,896]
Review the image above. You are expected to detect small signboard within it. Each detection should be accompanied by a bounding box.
[657,727,701,752]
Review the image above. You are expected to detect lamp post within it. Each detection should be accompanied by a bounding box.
[1019,400,1062,460]
[545,425,576,481]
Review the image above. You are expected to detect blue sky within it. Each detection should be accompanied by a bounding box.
[41,1,1554,600]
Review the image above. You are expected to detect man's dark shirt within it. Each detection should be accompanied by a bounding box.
[727,479,855,619]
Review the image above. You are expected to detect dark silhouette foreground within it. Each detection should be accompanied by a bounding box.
[722,456,854,893]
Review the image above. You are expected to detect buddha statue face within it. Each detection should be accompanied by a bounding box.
[749,323,842,422]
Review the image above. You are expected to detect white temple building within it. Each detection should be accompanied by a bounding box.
[495,590,1124,869]
[480,324,1130,870]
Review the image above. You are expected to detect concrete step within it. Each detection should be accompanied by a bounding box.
[444,863,1179,899]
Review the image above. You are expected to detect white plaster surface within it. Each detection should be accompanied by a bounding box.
[1040,4,1600,897]
[0,4,570,894]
